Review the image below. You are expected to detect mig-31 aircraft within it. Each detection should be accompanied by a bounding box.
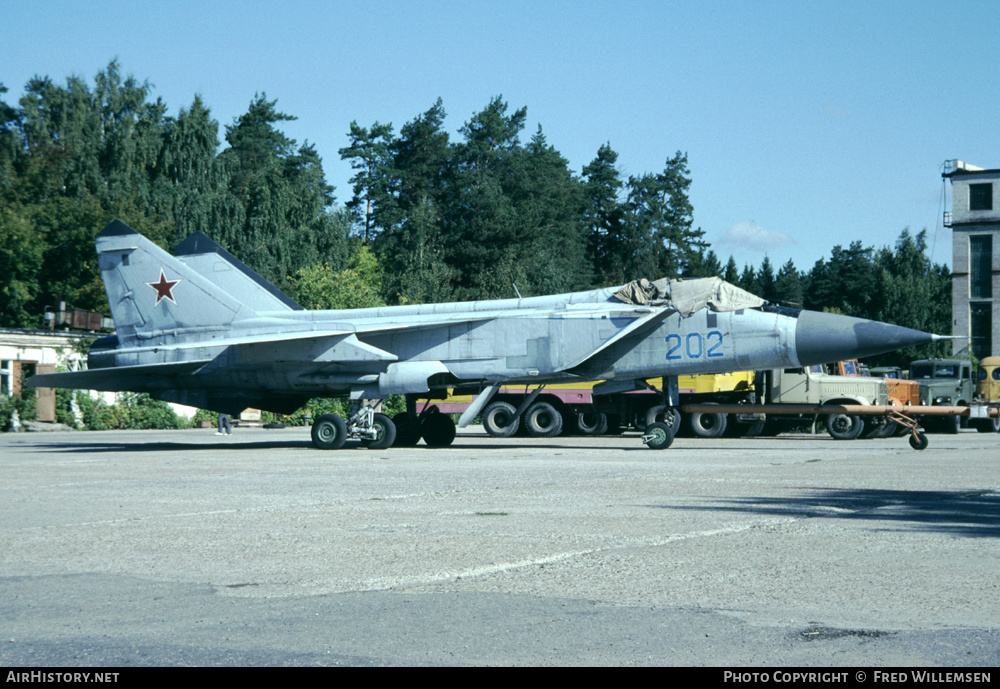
[28,220,945,449]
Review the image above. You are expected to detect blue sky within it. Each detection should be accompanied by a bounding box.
[4,0,999,272]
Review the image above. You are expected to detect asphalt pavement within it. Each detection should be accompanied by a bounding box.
[2,425,999,667]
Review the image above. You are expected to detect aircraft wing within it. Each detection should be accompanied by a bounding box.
[105,314,498,357]
[25,361,208,392]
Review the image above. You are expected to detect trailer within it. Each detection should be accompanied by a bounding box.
[681,402,1000,450]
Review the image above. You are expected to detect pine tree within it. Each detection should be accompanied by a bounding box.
[774,259,803,306]
[622,152,705,279]
[339,120,395,243]
[583,143,627,285]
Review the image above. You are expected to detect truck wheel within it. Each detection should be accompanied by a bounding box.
[525,402,564,437]
[575,410,608,435]
[975,418,1000,433]
[482,401,519,437]
[687,409,728,438]
[876,420,899,438]
[643,421,674,449]
[942,414,960,434]
[862,416,888,439]
[645,405,682,434]
[759,419,783,436]
[737,420,767,437]
[825,413,864,440]
[605,414,623,435]
[311,413,347,450]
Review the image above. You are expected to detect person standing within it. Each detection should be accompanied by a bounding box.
[217,412,232,436]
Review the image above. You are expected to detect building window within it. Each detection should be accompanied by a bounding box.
[971,302,992,361]
[970,183,993,211]
[970,235,993,299]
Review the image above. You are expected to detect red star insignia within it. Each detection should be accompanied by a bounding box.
[148,268,181,306]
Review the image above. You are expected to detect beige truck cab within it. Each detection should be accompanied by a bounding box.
[764,364,890,439]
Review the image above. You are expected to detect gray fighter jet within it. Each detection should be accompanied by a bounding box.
[28,220,945,449]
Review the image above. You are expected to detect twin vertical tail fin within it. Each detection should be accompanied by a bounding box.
[95,220,300,345]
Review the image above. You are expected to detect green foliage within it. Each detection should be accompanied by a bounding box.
[379,196,458,304]
[0,205,46,326]
[213,93,337,291]
[54,388,79,428]
[0,391,36,431]
[49,392,186,431]
[583,143,627,286]
[290,244,385,310]
[92,393,186,430]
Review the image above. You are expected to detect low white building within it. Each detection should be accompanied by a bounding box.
[0,328,90,421]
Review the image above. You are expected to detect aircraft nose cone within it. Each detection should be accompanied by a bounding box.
[795,310,938,366]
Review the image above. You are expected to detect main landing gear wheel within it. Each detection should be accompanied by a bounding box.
[642,421,675,450]
[360,413,396,450]
[311,413,347,450]
[392,412,421,446]
[421,409,456,447]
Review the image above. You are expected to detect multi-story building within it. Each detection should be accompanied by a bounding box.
[944,160,1000,360]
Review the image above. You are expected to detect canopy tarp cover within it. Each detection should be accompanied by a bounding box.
[612,277,765,316]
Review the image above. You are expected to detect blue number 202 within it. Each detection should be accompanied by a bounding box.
[666,330,724,360]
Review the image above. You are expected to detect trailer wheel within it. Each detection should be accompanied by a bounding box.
[909,432,929,450]
[525,402,564,437]
[482,401,519,437]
